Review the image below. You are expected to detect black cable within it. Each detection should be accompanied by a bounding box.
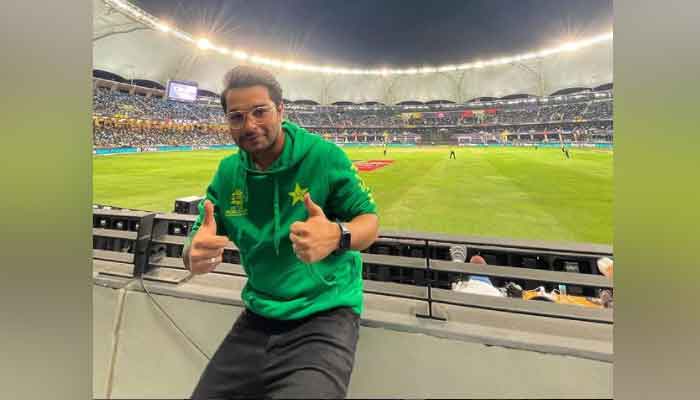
[139,273,212,361]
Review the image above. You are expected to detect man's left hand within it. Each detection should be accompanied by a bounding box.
[289,193,340,263]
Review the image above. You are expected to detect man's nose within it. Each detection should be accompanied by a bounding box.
[243,114,257,131]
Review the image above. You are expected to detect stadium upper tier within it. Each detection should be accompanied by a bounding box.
[92,86,612,148]
[93,0,613,104]
[92,85,612,127]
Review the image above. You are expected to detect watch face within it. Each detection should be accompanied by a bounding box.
[340,223,351,249]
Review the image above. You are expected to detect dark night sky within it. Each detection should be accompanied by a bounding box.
[134,0,612,68]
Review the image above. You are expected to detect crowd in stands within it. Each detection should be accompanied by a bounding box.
[285,99,611,128]
[94,87,224,123]
[92,85,613,148]
[93,125,232,148]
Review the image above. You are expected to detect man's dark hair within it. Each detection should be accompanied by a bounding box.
[220,66,283,112]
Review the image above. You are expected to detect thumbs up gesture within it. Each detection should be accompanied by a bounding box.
[187,200,231,274]
[289,193,340,263]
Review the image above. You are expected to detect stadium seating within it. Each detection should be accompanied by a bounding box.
[92,83,613,148]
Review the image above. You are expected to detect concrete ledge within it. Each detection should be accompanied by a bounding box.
[93,262,613,362]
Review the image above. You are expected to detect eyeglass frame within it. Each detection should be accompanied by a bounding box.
[225,103,278,129]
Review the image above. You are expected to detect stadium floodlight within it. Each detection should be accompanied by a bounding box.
[171,30,193,43]
[197,38,212,50]
[233,50,249,60]
[537,48,557,58]
[474,61,484,69]
[561,42,580,52]
[438,65,457,72]
[110,0,128,9]
[250,55,265,64]
[156,23,170,33]
[420,67,436,74]
[283,62,299,71]
[519,52,537,61]
[215,46,229,55]
[264,58,281,68]
[498,57,513,65]
[405,68,418,74]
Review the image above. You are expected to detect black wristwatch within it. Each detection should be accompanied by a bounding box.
[334,222,351,254]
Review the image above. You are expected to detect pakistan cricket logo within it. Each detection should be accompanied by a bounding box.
[225,188,248,217]
[288,183,308,206]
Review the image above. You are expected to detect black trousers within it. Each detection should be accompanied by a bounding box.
[191,306,360,399]
[449,151,456,159]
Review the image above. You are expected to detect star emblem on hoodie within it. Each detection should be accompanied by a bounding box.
[289,183,308,206]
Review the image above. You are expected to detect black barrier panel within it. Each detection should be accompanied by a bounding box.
[133,213,156,276]
[92,206,614,321]
[168,222,190,236]
[93,236,107,250]
[551,258,596,296]
[429,243,453,260]
[366,238,428,258]
[371,244,393,255]
[222,249,240,265]
[173,196,204,215]
[165,244,181,258]
[93,205,612,322]
[413,269,429,286]
[362,263,443,287]
[408,247,426,258]
[94,215,109,229]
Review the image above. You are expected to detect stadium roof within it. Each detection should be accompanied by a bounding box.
[131,0,612,68]
[93,0,613,104]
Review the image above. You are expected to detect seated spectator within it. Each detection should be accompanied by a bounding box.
[596,257,614,308]
[597,256,613,279]
[450,254,506,297]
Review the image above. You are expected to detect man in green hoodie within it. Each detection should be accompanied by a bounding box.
[185,66,379,399]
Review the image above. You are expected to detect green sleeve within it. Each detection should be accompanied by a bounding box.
[184,161,226,251]
[325,144,377,221]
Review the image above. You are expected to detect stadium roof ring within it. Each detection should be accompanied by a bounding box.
[93,0,613,104]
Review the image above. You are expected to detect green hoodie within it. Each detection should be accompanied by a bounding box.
[185,121,377,320]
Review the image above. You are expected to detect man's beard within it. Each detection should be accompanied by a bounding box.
[236,125,280,155]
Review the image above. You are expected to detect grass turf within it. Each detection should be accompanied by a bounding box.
[93,146,612,244]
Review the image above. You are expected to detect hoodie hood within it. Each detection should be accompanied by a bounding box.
[236,120,319,254]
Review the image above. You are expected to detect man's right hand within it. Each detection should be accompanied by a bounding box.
[186,200,230,275]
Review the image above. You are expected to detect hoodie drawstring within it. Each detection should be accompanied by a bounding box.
[273,176,280,255]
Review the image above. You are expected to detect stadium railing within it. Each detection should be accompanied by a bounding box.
[92,206,614,326]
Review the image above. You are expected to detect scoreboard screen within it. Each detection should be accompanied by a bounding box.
[166,80,198,102]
